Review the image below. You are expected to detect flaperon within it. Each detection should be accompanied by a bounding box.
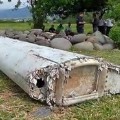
[0,37,119,109]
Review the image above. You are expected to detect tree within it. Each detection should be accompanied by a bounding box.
[1,0,108,29]
[106,0,120,21]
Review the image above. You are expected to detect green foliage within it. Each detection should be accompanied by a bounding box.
[106,0,120,20]
[105,0,120,49]
[0,22,31,31]
[2,0,108,29]
[109,26,120,49]
[29,0,108,29]
[106,3,120,21]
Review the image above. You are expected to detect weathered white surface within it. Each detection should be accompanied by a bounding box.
[0,37,87,63]
[0,36,119,108]
[0,37,56,94]
[105,65,120,94]
[0,37,98,107]
[106,72,120,94]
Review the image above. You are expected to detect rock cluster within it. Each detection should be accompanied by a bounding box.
[0,29,114,51]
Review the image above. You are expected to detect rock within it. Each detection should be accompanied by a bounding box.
[93,31,106,44]
[24,30,30,35]
[35,39,50,47]
[28,32,35,36]
[86,36,99,43]
[30,29,42,36]
[103,44,114,50]
[13,31,23,35]
[13,34,20,39]
[59,31,66,37]
[7,32,14,38]
[41,32,53,39]
[103,35,114,44]
[70,34,87,44]
[93,43,103,50]
[51,38,72,50]
[27,34,36,43]
[5,29,14,38]
[45,32,56,37]
[73,42,94,51]
[19,34,28,41]
[5,29,13,34]
[0,30,5,36]
[50,31,66,40]
[36,36,45,41]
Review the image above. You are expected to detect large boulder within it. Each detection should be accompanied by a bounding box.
[41,32,54,39]
[51,38,72,50]
[30,29,42,36]
[103,44,114,50]
[24,30,30,35]
[19,34,28,41]
[35,39,50,47]
[86,36,99,43]
[73,42,94,51]
[5,29,14,38]
[51,31,66,39]
[36,36,46,41]
[27,34,36,43]
[70,34,87,44]
[93,31,106,44]
[58,31,66,37]
[45,32,56,38]
[93,43,103,50]
[13,34,20,39]
[103,35,114,44]
[13,31,23,35]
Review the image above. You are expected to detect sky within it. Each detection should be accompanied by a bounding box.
[0,0,28,9]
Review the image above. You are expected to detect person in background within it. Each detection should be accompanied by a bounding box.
[98,16,106,34]
[42,25,45,32]
[92,13,99,32]
[106,18,114,36]
[65,22,72,35]
[49,25,56,33]
[56,23,64,33]
[76,12,86,33]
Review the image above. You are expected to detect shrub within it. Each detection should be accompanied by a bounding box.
[109,26,120,49]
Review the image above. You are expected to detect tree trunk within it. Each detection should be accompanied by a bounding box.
[32,13,44,30]
[33,17,44,30]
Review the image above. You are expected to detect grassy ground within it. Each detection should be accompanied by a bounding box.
[0,22,31,31]
[0,22,92,33]
[0,22,120,120]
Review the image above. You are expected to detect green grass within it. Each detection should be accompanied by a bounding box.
[0,22,31,31]
[74,50,120,65]
[0,72,41,120]
[44,23,92,33]
[0,22,92,33]
[0,22,120,120]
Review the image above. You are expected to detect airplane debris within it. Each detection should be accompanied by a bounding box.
[0,36,119,109]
